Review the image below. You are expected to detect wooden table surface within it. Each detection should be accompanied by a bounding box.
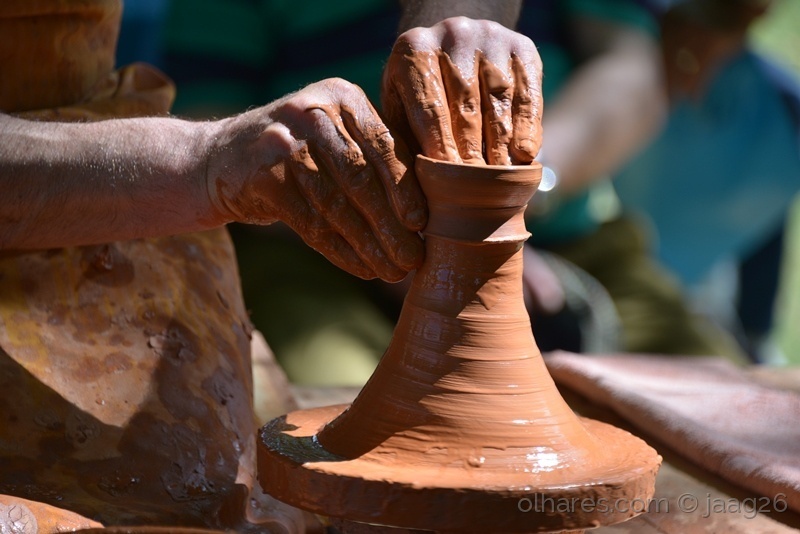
[291,368,800,534]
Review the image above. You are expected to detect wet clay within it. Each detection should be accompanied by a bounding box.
[382,41,540,166]
[258,156,661,532]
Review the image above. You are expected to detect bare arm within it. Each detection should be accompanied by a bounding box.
[398,0,523,31]
[0,113,216,249]
[0,79,427,281]
[539,17,667,197]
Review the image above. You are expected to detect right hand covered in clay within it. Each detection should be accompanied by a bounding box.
[206,78,426,282]
[382,16,543,166]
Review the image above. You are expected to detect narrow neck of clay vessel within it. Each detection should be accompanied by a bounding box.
[418,156,538,245]
[402,155,539,319]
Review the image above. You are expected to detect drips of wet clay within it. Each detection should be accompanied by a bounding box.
[258,156,661,533]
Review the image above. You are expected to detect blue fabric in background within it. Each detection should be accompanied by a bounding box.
[614,50,800,285]
[116,0,169,69]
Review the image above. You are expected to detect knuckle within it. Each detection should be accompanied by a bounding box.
[281,92,314,115]
[512,41,543,71]
[482,18,515,39]
[441,16,475,35]
[417,97,449,121]
[322,76,352,90]
[393,26,444,57]
[455,96,480,115]
[489,93,513,116]
[261,123,297,154]
[394,27,427,50]
[513,33,537,53]
[305,106,332,131]
[322,77,365,102]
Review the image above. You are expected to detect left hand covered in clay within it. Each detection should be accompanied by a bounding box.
[382,16,543,166]
[206,79,426,282]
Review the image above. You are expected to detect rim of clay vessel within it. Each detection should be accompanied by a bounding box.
[414,155,542,244]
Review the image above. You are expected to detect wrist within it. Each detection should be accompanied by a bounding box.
[203,113,282,227]
[398,1,523,31]
[202,117,240,226]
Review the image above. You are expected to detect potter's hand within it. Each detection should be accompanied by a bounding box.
[207,78,426,282]
[382,16,543,166]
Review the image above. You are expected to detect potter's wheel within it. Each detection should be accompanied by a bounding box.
[259,404,659,533]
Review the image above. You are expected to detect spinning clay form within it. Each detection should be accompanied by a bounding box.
[258,156,661,533]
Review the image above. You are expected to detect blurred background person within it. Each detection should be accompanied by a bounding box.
[613,0,800,364]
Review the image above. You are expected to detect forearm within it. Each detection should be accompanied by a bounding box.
[0,113,222,250]
[398,0,523,31]
[541,34,667,196]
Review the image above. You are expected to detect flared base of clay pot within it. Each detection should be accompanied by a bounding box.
[258,405,659,533]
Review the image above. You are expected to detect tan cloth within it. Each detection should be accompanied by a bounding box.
[0,2,300,531]
[545,352,800,513]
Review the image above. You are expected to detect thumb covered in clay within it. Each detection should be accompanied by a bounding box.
[382,16,543,166]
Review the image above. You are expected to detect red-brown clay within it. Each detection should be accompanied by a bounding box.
[382,28,542,166]
[258,156,660,533]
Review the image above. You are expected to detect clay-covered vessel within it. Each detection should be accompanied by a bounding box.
[258,156,661,533]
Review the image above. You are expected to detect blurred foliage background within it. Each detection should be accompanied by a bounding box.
[750,0,800,365]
